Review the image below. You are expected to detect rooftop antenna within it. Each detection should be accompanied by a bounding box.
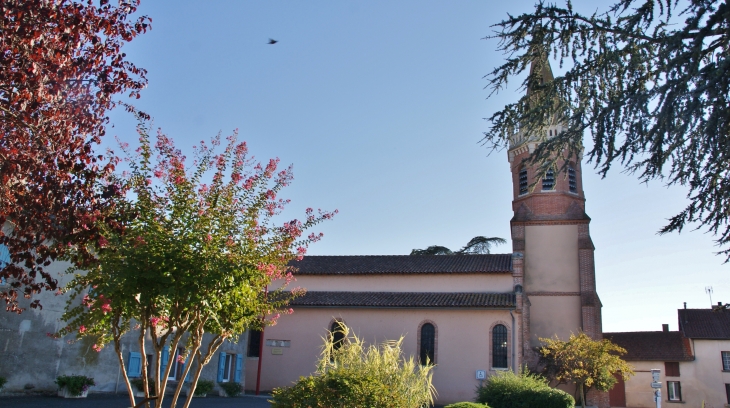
[706,286,714,306]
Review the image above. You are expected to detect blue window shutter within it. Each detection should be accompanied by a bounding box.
[160,348,169,381]
[127,352,142,378]
[217,352,227,382]
[233,354,243,382]
[0,244,9,285]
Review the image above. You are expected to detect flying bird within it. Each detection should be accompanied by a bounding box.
[268,38,278,45]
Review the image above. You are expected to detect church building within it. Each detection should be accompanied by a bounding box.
[245,61,606,406]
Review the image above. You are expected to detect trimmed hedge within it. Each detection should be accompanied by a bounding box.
[476,369,574,408]
[445,403,488,408]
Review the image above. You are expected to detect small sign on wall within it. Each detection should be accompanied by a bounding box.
[271,347,283,355]
[476,370,486,380]
[266,339,291,348]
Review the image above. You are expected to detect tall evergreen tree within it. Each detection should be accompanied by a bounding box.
[484,0,730,259]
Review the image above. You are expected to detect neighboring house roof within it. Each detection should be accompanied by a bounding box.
[603,331,694,361]
[290,291,515,308]
[291,254,512,275]
[678,308,730,339]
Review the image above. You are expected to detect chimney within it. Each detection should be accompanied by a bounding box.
[719,302,723,306]
[662,324,669,332]
[684,302,687,309]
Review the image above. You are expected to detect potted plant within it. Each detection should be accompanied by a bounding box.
[129,378,154,398]
[55,375,95,398]
[219,382,243,397]
[188,379,214,397]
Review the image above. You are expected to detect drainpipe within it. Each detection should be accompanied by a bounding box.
[510,310,516,372]
[255,285,268,396]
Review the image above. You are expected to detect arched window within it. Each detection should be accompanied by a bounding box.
[419,323,436,365]
[518,168,528,195]
[492,324,508,369]
[330,321,346,352]
[568,165,577,193]
[542,167,555,191]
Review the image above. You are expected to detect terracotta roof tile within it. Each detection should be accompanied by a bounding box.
[603,331,693,361]
[290,254,512,275]
[290,291,515,308]
[678,308,730,339]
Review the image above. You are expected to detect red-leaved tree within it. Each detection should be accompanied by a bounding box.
[0,0,150,312]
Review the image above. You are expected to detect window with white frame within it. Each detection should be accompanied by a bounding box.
[722,351,730,371]
[168,347,184,380]
[667,381,681,401]
[217,352,242,383]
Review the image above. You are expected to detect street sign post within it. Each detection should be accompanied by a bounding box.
[651,369,662,408]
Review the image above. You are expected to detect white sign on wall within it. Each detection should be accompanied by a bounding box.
[476,370,486,380]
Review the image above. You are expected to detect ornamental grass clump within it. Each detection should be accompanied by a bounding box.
[476,368,573,408]
[271,323,436,408]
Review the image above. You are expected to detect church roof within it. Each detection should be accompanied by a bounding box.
[291,254,512,275]
[290,291,515,308]
[678,308,730,339]
[603,331,694,361]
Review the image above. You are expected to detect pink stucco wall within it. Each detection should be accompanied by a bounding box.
[272,273,514,293]
[246,307,518,405]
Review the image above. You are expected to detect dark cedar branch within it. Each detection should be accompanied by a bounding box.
[483,0,730,260]
[0,0,150,312]
[410,236,506,255]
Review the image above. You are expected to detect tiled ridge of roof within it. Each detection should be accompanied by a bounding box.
[678,308,730,339]
[290,254,512,275]
[290,291,515,308]
[603,331,694,361]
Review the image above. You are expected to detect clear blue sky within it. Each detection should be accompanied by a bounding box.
[106,0,727,333]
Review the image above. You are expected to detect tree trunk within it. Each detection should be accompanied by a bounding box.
[112,318,136,408]
[580,382,586,408]
[181,334,226,408]
[138,323,152,408]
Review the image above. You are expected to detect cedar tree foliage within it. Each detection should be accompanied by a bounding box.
[0,0,150,312]
[58,118,336,408]
[410,236,506,255]
[483,0,730,259]
[539,332,634,408]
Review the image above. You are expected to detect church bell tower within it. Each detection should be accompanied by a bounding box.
[507,61,603,364]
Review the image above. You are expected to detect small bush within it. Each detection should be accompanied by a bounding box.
[271,323,435,408]
[476,369,573,408]
[445,402,488,408]
[129,378,154,394]
[0,376,7,389]
[219,381,243,397]
[194,380,214,396]
[55,375,95,397]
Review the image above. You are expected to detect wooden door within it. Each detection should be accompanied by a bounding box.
[608,373,627,407]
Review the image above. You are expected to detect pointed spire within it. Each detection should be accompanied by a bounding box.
[526,57,554,96]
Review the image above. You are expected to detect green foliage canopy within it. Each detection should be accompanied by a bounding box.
[484,0,730,259]
[539,332,634,407]
[58,118,335,408]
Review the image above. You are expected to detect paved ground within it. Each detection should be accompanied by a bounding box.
[0,394,273,407]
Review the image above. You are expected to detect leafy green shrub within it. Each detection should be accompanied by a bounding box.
[476,369,573,408]
[271,324,435,408]
[445,402,488,408]
[55,375,95,396]
[129,378,154,394]
[219,381,243,397]
[0,376,7,389]
[194,380,214,396]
